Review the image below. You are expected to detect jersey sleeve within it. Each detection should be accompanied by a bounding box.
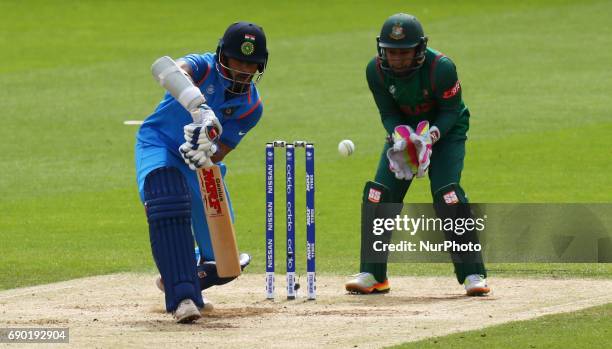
[179,54,212,86]
[366,58,405,135]
[432,56,463,137]
[219,102,263,149]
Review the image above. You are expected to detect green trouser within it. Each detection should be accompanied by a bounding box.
[361,136,487,284]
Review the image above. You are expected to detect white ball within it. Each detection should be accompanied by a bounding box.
[338,139,355,157]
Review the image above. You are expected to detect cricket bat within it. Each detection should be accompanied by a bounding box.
[197,164,242,278]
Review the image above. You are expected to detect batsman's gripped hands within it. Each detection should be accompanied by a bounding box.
[179,104,223,170]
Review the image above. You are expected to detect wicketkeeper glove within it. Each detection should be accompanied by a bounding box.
[388,121,440,179]
[386,147,415,180]
[179,104,222,170]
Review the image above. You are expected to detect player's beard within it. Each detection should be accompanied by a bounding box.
[385,56,424,79]
[388,58,413,74]
[216,59,261,95]
[227,72,252,94]
[233,71,253,83]
[217,67,251,94]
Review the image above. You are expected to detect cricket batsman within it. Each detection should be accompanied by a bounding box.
[345,14,490,296]
[135,22,268,322]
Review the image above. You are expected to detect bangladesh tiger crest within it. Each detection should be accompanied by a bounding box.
[389,23,405,40]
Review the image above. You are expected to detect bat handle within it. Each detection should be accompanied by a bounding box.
[202,157,214,169]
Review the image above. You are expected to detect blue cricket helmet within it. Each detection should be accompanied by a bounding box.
[216,21,268,73]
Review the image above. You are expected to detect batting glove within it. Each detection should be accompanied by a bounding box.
[179,105,222,170]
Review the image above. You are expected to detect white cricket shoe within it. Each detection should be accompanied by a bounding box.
[464,274,490,296]
[345,272,390,294]
[173,299,201,324]
[155,277,214,312]
[201,295,214,312]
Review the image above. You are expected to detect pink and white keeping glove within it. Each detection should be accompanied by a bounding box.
[407,121,438,177]
[386,147,415,180]
[388,121,440,179]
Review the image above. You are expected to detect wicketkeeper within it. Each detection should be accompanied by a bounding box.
[135,22,268,322]
[345,14,490,296]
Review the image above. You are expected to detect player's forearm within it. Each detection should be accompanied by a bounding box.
[367,70,406,135]
[381,113,406,135]
[177,60,195,80]
[211,143,233,163]
[370,90,405,135]
[151,56,204,112]
[432,109,461,138]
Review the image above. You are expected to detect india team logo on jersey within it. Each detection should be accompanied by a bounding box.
[206,84,215,95]
[389,23,405,40]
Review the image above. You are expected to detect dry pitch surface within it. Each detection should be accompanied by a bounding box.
[0,274,611,348]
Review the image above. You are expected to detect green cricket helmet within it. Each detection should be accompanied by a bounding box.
[377,13,428,78]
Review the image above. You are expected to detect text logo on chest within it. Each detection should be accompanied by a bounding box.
[397,88,434,116]
[400,102,434,116]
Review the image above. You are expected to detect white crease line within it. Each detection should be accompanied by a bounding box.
[124,120,143,125]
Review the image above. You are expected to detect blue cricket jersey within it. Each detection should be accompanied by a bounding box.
[137,53,263,153]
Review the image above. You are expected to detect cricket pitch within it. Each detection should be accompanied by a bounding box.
[0,274,610,348]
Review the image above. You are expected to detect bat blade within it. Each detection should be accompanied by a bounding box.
[197,165,241,278]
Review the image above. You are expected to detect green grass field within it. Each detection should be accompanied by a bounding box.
[389,303,612,349]
[1,0,611,347]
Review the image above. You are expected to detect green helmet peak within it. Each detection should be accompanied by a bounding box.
[377,13,428,78]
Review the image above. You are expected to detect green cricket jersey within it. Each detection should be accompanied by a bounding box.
[366,47,470,140]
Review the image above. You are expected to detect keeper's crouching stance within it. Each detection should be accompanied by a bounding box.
[345,13,489,297]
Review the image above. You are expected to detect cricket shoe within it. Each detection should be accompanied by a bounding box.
[173,299,202,324]
[196,253,252,289]
[345,272,390,294]
[155,278,215,312]
[464,274,490,296]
